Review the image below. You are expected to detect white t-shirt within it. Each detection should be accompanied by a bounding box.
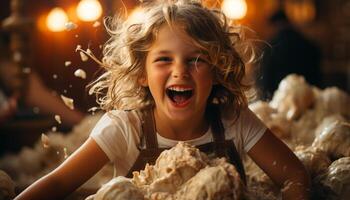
[90,108,266,176]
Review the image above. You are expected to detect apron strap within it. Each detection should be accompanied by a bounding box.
[139,107,158,149]
[208,105,247,184]
[208,106,226,158]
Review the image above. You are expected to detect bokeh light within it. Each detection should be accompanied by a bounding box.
[76,0,103,22]
[221,0,248,20]
[128,7,145,24]
[46,7,69,32]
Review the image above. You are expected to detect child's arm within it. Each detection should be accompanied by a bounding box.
[15,138,109,200]
[248,129,311,200]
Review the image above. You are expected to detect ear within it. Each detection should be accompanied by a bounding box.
[138,75,148,87]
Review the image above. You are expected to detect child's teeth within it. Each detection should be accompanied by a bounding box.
[169,87,192,92]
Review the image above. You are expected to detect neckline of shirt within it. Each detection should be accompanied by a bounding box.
[156,128,212,147]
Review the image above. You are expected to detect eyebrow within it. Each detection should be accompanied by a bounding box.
[150,50,203,56]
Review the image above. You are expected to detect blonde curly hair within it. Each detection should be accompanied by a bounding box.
[90,0,257,120]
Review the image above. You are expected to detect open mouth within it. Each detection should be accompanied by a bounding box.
[166,86,194,105]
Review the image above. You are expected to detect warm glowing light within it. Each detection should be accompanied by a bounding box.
[128,8,145,24]
[221,0,247,20]
[46,7,69,32]
[285,0,316,24]
[77,0,103,22]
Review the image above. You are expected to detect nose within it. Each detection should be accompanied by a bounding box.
[172,61,189,78]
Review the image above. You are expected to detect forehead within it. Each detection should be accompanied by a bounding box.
[149,23,201,53]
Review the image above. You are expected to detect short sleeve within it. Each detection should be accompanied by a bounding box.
[90,111,128,162]
[238,108,267,152]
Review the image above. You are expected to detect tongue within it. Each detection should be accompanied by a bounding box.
[173,94,188,104]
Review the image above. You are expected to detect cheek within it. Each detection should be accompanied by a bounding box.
[145,68,168,94]
[147,65,169,82]
[197,67,214,84]
[193,70,214,99]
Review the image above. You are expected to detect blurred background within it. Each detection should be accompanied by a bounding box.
[0,0,349,154]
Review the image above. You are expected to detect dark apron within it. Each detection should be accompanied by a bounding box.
[126,106,247,184]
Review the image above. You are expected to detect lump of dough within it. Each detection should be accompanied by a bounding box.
[316,157,350,200]
[312,121,350,159]
[294,146,331,178]
[133,142,209,194]
[90,176,144,200]
[208,158,243,197]
[269,74,315,120]
[89,142,244,200]
[174,166,242,200]
[314,114,347,137]
[314,87,350,118]
[290,109,318,146]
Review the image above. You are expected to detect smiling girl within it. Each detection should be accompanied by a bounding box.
[15,0,310,199]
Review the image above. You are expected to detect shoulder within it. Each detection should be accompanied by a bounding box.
[222,108,266,142]
[90,109,142,136]
[223,107,267,151]
[89,110,143,163]
[222,107,263,129]
[101,109,141,125]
